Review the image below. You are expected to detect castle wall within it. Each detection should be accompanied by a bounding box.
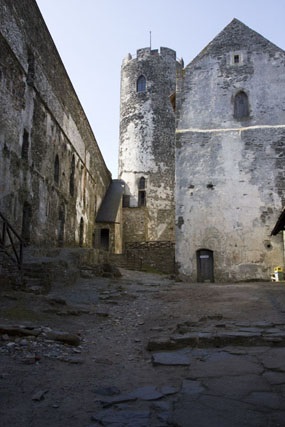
[0,0,111,247]
[175,20,285,281]
[119,47,179,242]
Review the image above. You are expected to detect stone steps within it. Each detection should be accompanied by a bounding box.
[147,321,285,351]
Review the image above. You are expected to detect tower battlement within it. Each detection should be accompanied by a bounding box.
[123,47,176,64]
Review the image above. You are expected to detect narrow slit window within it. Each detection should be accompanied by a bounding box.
[54,154,60,184]
[69,155,75,196]
[138,176,146,207]
[21,129,29,160]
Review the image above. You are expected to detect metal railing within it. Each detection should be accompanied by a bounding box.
[0,212,23,270]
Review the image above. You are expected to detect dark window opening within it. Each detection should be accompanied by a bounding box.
[54,154,60,184]
[139,176,146,190]
[27,50,35,86]
[100,228,109,250]
[234,91,249,120]
[138,190,146,207]
[58,205,65,247]
[234,54,240,64]
[22,202,32,244]
[137,75,146,93]
[69,154,75,197]
[138,176,146,207]
[79,217,84,247]
[122,195,130,207]
[22,129,29,160]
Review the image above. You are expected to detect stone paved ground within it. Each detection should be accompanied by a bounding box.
[1,269,285,426]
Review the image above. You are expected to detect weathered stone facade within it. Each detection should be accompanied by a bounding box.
[120,19,284,281]
[1,3,284,281]
[0,0,111,248]
[175,19,285,281]
[119,47,180,242]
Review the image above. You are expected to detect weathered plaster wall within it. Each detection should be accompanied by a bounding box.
[175,20,285,281]
[119,47,179,241]
[0,0,111,247]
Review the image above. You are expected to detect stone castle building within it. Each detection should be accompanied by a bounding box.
[0,0,284,282]
[118,19,284,282]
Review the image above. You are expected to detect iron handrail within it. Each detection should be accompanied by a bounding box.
[0,212,23,269]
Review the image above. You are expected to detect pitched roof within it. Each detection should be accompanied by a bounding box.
[96,179,125,223]
[187,18,284,67]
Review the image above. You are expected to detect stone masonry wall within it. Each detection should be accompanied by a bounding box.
[0,0,111,247]
[175,20,285,282]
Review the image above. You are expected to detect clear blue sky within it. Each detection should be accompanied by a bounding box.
[35,0,285,177]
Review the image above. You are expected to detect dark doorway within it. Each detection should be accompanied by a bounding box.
[100,228,109,250]
[21,202,32,244]
[197,249,214,282]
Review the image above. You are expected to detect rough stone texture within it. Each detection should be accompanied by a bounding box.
[0,0,111,248]
[175,19,285,282]
[119,47,180,243]
[125,241,175,274]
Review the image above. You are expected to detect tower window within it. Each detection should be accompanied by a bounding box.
[234,91,249,120]
[137,75,146,93]
[138,176,146,206]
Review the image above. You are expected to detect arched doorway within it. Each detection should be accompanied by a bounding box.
[197,249,214,282]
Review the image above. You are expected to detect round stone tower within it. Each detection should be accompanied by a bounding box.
[118,47,179,242]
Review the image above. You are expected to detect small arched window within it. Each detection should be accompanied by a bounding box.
[139,176,145,190]
[234,91,249,119]
[54,154,60,184]
[137,75,146,93]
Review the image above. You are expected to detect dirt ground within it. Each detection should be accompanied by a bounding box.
[1,269,285,427]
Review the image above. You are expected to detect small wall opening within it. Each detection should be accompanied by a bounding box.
[100,228,109,250]
[21,129,29,160]
[138,176,146,207]
[58,205,65,247]
[54,154,60,184]
[69,155,75,197]
[79,217,84,247]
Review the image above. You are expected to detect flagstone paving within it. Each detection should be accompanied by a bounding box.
[1,269,285,426]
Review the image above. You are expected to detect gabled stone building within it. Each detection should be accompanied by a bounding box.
[119,19,285,281]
